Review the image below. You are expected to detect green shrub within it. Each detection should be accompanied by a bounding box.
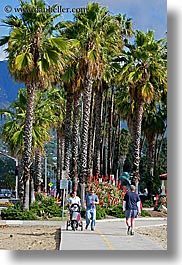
[96,205,107,220]
[1,195,62,220]
[30,197,62,218]
[142,199,153,208]
[105,203,150,218]
[105,203,125,218]
[140,210,151,217]
[1,205,37,220]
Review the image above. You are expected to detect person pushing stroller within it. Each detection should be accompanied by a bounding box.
[68,191,81,219]
[68,191,81,208]
[66,191,83,231]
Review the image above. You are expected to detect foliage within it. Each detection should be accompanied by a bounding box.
[85,181,152,219]
[1,202,37,220]
[96,204,107,220]
[140,210,151,217]
[0,156,16,188]
[105,203,125,218]
[105,203,150,218]
[154,195,167,211]
[1,193,62,220]
[86,182,124,219]
[87,181,124,209]
[30,194,62,218]
[142,199,153,208]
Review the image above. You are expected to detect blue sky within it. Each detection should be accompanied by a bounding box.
[0,0,167,60]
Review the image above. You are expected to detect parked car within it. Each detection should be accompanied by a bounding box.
[0,189,12,199]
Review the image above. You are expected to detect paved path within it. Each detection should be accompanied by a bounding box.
[0,217,167,250]
[60,217,167,250]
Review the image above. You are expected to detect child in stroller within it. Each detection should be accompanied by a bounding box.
[66,203,83,231]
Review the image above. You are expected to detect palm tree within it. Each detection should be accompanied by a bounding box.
[0,89,31,157]
[142,102,166,196]
[0,0,68,208]
[71,88,81,190]
[61,64,81,191]
[0,88,55,197]
[93,82,102,177]
[73,3,132,191]
[54,20,82,191]
[43,88,66,195]
[118,30,167,191]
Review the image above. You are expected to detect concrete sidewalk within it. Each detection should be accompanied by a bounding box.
[60,217,167,250]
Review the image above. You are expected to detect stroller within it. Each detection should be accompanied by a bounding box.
[66,203,83,231]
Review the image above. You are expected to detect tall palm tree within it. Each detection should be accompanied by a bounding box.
[0,88,55,196]
[118,30,167,191]
[55,20,82,191]
[0,0,68,208]
[93,82,102,177]
[73,3,132,189]
[142,102,167,196]
[44,88,66,195]
[61,64,81,190]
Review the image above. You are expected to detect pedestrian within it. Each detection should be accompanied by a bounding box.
[67,191,81,208]
[84,187,99,231]
[123,184,141,235]
[67,191,81,220]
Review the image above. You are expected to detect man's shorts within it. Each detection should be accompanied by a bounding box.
[125,210,138,220]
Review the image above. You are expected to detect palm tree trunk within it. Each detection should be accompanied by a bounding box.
[115,116,121,185]
[59,131,65,201]
[131,100,144,193]
[35,150,42,192]
[56,129,62,196]
[111,104,116,174]
[93,87,102,176]
[87,89,95,178]
[103,137,108,178]
[101,92,108,177]
[63,88,73,178]
[80,78,93,183]
[23,83,35,209]
[72,91,80,190]
[107,87,114,179]
[30,177,35,204]
[147,139,155,197]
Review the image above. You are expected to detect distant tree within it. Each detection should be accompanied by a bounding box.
[118,30,167,192]
[0,0,68,208]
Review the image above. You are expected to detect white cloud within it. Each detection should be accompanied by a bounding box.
[0,46,8,61]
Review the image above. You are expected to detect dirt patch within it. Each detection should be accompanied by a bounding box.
[0,225,61,250]
[136,225,167,249]
[137,209,167,249]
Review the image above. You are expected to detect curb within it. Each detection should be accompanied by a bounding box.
[0,216,167,226]
[96,217,167,222]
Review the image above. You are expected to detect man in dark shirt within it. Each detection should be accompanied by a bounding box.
[123,185,141,235]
